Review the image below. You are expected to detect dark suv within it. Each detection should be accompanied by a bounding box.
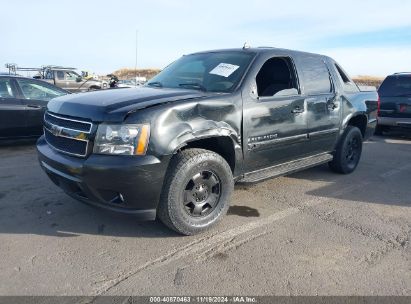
[376,73,411,134]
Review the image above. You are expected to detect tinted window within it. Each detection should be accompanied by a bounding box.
[146,51,256,93]
[16,79,66,101]
[378,75,411,97]
[0,78,15,99]
[300,56,332,95]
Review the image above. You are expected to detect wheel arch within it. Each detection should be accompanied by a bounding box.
[343,113,368,138]
[175,135,240,175]
[88,85,101,91]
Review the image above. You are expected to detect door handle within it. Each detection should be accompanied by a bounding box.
[327,96,339,111]
[27,104,42,109]
[327,101,338,111]
[291,106,304,114]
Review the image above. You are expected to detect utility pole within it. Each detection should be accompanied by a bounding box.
[138,29,141,81]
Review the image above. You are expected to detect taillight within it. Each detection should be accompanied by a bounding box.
[400,104,406,113]
[377,96,381,117]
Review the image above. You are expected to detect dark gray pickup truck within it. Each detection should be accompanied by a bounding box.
[37,47,378,235]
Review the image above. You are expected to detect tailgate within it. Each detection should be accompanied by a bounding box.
[379,96,411,118]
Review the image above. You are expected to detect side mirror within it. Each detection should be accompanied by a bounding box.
[76,76,82,82]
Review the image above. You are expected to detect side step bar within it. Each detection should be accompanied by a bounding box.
[239,153,333,184]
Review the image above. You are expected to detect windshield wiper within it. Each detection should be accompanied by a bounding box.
[147,81,163,87]
[178,83,207,92]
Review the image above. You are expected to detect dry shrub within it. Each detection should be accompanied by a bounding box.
[112,68,161,80]
[352,75,384,88]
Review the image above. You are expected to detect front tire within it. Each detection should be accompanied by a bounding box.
[158,148,234,235]
[329,126,363,174]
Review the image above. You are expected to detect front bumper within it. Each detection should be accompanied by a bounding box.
[37,136,171,219]
[378,116,411,128]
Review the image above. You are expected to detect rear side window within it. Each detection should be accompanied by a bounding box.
[299,56,332,95]
[334,63,358,93]
[378,75,411,97]
[56,71,64,80]
[0,78,15,99]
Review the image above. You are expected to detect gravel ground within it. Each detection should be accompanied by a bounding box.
[0,132,410,296]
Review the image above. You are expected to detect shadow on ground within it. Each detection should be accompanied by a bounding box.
[288,132,411,207]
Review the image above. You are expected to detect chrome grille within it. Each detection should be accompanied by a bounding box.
[45,112,92,132]
[43,111,93,157]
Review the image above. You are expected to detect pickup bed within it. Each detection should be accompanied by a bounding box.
[37,47,378,235]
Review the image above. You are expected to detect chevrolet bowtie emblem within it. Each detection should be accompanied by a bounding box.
[50,125,63,137]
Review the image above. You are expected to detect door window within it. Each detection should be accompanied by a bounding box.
[299,56,332,95]
[255,57,299,97]
[16,79,66,101]
[0,78,15,99]
[65,71,80,81]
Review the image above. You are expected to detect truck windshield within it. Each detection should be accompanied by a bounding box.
[379,75,411,97]
[146,51,256,93]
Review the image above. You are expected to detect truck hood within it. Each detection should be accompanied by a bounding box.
[47,87,207,122]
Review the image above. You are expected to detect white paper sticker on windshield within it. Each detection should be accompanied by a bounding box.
[209,63,240,78]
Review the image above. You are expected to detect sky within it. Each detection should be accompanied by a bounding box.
[1,0,411,77]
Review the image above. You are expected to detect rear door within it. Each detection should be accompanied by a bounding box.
[0,77,27,138]
[378,75,411,120]
[295,55,341,154]
[14,78,67,136]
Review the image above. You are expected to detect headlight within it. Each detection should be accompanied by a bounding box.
[93,124,150,155]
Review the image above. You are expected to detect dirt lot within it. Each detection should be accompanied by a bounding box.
[0,132,410,296]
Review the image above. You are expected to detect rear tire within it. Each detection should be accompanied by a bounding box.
[158,148,234,235]
[329,126,363,174]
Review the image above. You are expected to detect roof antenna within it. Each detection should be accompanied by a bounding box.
[243,42,251,49]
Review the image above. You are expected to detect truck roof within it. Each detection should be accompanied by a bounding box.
[392,72,411,76]
[189,47,328,59]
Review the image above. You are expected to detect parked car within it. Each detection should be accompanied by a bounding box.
[37,47,378,235]
[376,72,411,134]
[40,66,102,93]
[0,75,68,139]
[117,79,138,88]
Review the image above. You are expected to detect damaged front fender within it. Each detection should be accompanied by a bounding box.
[125,93,244,174]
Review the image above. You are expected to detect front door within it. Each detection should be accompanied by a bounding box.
[65,71,82,92]
[242,56,309,172]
